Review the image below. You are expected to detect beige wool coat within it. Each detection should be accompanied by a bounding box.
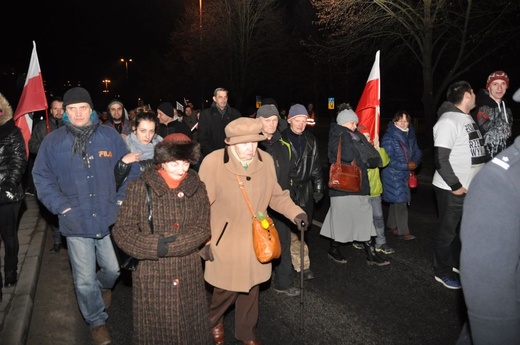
[199,147,304,293]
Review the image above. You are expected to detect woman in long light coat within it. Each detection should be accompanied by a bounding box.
[198,117,306,345]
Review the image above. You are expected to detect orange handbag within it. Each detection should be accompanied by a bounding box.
[236,175,281,263]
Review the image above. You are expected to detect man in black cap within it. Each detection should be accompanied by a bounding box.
[156,101,192,139]
[33,87,139,345]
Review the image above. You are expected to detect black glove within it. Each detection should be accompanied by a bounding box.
[295,213,309,232]
[313,192,323,203]
[199,244,214,261]
[157,235,177,257]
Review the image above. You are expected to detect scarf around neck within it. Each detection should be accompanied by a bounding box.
[126,132,161,160]
[66,122,99,164]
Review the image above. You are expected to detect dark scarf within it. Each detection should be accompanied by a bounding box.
[287,129,306,157]
[66,122,99,165]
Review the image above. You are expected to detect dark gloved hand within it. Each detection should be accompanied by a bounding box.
[295,213,309,232]
[313,192,323,203]
[199,244,214,261]
[157,235,177,257]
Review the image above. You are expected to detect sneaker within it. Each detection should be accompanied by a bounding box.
[452,267,460,274]
[401,233,416,240]
[389,227,398,235]
[273,287,301,297]
[375,243,395,254]
[91,324,111,345]
[434,273,461,290]
[101,289,112,309]
[352,242,364,250]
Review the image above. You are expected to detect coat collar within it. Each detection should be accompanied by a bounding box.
[223,146,265,176]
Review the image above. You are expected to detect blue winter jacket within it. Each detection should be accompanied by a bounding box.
[33,114,138,238]
[381,122,422,203]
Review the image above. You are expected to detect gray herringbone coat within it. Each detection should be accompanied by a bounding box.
[113,168,211,345]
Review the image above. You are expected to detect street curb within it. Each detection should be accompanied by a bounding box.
[0,196,45,345]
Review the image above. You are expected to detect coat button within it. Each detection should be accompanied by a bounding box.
[177,192,184,198]
[172,278,179,286]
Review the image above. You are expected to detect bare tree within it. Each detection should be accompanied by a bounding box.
[165,0,294,111]
[309,0,520,144]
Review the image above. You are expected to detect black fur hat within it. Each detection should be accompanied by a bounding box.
[154,133,200,164]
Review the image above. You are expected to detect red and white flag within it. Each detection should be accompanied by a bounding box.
[14,41,48,157]
[356,50,380,140]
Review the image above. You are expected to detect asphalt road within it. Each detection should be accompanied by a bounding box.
[27,169,466,345]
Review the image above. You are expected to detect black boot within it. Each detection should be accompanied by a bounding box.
[5,270,18,287]
[363,241,390,266]
[328,240,347,264]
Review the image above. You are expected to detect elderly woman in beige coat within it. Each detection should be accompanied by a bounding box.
[198,117,307,345]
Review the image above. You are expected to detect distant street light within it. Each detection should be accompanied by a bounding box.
[102,79,111,93]
[199,0,203,44]
[120,58,133,78]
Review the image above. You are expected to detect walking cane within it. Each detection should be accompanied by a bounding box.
[299,218,306,335]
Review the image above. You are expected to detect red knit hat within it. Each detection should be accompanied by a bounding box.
[486,71,509,89]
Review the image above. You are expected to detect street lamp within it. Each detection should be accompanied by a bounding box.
[102,79,111,93]
[120,58,133,78]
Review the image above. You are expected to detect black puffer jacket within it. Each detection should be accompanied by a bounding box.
[0,93,27,204]
[281,128,324,218]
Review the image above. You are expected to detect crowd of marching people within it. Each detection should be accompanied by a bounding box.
[1,70,519,344]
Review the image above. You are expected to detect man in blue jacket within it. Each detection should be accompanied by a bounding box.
[33,87,138,345]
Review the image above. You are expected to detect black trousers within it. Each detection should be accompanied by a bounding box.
[0,201,23,275]
[272,215,293,290]
[433,186,464,276]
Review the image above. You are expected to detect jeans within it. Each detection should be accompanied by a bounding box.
[369,196,386,247]
[66,235,120,327]
[433,186,464,276]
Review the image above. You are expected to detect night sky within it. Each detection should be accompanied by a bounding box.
[4,0,184,102]
[3,1,520,118]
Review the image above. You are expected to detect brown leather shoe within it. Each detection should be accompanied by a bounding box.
[243,340,262,345]
[91,324,111,345]
[211,323,224,345]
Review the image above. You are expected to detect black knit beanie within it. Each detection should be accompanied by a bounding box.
[63,87,93,108]
[157,102,174,118]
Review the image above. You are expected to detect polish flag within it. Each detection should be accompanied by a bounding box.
[356,50,380,140]
[14,41,48,157]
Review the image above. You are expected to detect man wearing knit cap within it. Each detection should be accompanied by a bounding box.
[281,103,324,280]
[107,98,132,139]
[257,104,301,296]
[198,87,241,157]
[33,87,140,345]
[471,70,513,159]
[156,101,193,140]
